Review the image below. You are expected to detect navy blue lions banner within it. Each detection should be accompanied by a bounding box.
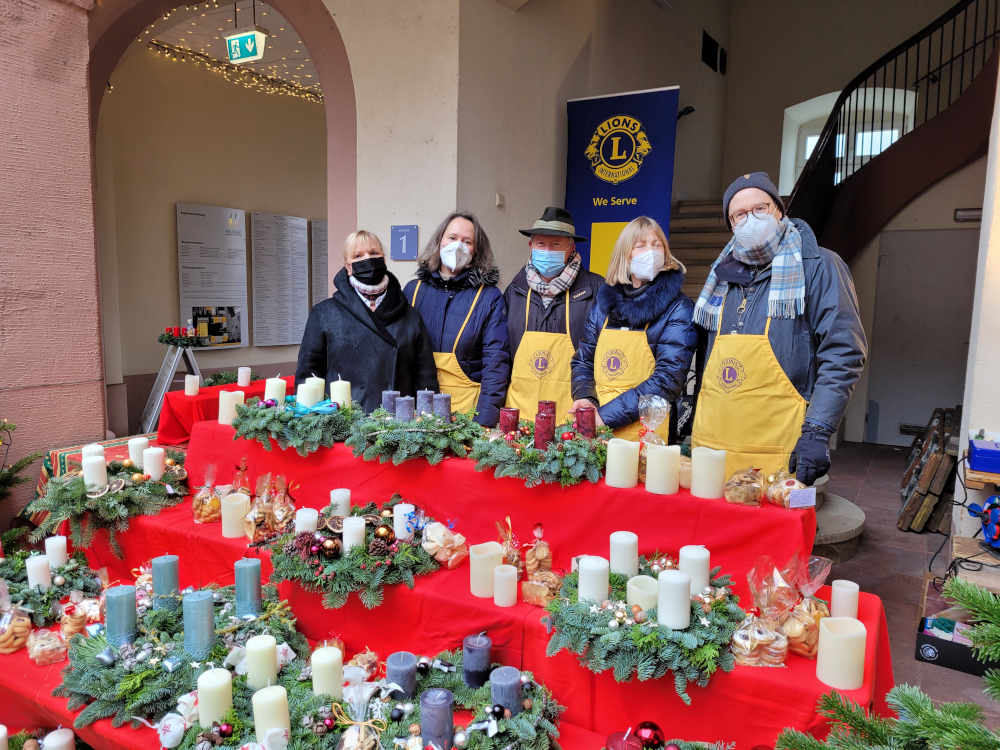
[565,86,679,274]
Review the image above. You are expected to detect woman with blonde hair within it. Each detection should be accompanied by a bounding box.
[569,216,697,439]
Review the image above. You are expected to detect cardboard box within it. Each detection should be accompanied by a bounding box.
[914,574,1000,676]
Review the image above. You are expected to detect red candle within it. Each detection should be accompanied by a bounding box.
[164,326,172,334]
[575,406,597,438]
[537,400,556,417]
[534,412,555,449]
[172,326,182,336]
[499,407,519,434]
[605,731,642,750]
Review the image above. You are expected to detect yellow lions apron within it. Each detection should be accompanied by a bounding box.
[691,297,808,478]
[593,318,669,441]
[506,289,576,422]
[411,281,483,413]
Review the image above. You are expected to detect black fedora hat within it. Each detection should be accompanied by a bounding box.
[518,206,588,242]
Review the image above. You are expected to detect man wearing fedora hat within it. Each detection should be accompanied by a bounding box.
[503,206,604,422]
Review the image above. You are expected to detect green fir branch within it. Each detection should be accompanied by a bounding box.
[0,552,103,625]
[232,399,359,456]
[346,409,483,466]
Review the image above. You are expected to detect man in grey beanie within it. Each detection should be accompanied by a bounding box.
[690,171,867,486]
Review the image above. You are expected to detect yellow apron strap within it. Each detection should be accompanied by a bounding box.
[525,289,532,329]
[765,316,772,335]
[564,289,571,334]
[601,316,609,331]
[411,280,422,306]
[452,286,485,354]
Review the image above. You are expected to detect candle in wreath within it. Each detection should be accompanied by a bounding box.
[263,377,286,403]
[235,557,262,617]
[395,395,416,422]
[295,507,319,533]
[105,584,137,646]
[184,374,200,396]
[386,650,418,697]
[577,555,610,603]
[330,378,352,407]
[533,411,555,449]
[462,632,492,687]
[25,555,51,591]
[575,405,597,439]
[304,375,326,405]
[489,666,522,716]
[197,668,233,726]
[678,545,710,596]
[381,390,401,412]
[311,645,343,699]
[626,575,658,612]
[182,590,215,659]
[420,688,454,749]
[151,554,179,611]
[416,389,435,415]
[609,531,639,577]
[246,634,279,690]
[0,724,6,750]
[393,502,415,542]
[329,488,351,516]
[143,446,166,481]
[128,436,149,468]
[342,516,365,554]
[218,390,245,425]
[295,383,319,409]
[499,407,519,434]
[44,535,68,568]
[657,569,691,630]
[537,400,556,417]
[82,455,108,491]
[251,685,290,743]
[237,367,252,387]
[432,392,452,419]
[40,729,74,750]
[81,443,105,459]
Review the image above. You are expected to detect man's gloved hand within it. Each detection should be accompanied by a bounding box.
[788,423,832,486]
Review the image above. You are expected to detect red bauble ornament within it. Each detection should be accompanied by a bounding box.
[561,431,576,441]
[665,745,681,750]
[635,721,665,749]
[218,723,234,738]
[324,717,335,729]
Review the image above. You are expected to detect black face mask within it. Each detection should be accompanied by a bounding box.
[350,256,387,285]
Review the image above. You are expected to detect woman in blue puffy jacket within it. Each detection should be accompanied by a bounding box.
[570,216,697,440]
[403,212,511,427]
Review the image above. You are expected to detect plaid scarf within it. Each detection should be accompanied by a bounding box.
[525,252,581,307]
[692,218,805,331]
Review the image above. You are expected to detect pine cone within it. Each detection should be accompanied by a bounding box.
[368,537,390,556]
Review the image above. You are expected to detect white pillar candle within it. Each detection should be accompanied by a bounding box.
[143,447,166,481]
[81,443,105,459]
[25,555,51,590]
[237,366,252,387]
[646,444,680,495]
[311,645,344,699]
[609,531,639,578]
[40,729,74,750]
[184,374,200,396]
[245,634,279,690]
[296,383,317,407]
[657,569,691,630]
[0,724,7,750]
[197,667,233,726]
[691,447,727,499]
[493,564,518,607]
[263,377,286,403]
[218,390,245,425]
[329,488,351,516]
[830,579,860,619]
[469,541,503,598]
[393,502,415,541]
[128,436,149,467]
[221,492,251,538]
[577,555,610,603]
[294,508,319,534]
[82,455,108,491]
[251,685,291,743]
[44,536,68,569]
[342,516,366,554]
[626,575,659,612]
[605,438,640,488]
[330,378,351,407]
[816,617,867,690]
[302,375,326,406]
[678,545,711,596]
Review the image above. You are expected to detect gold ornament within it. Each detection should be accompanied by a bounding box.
[165,457,176,467]
[131,472,145,483]
[381,509,393,518]
[321,538,342,559]
[374,525,396,544]
[122,459,134,469]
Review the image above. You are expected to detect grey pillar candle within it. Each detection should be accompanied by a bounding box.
[385,650,417,697]
[381,390,400,412]
[490,666,523,716]
[151,554,179,611]
[183,590,216,659]
[420,688,454,750]
[462,632,492,687]
[432,393,452,419]
[105,585,137,647]
[234,557,262,617]
[394,396,416,422]
[416,389,435,415]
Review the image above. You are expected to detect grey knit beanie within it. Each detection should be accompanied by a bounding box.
[722,172,785,228]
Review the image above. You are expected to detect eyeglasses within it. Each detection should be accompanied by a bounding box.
[729,202,773,226]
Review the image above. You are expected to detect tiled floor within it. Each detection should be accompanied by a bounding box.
[828,441,1000,728]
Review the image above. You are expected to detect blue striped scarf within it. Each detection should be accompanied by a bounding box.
[692,218,805,331]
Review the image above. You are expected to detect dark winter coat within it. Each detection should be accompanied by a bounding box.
[571,269,697,430]
[295,268,438,413]
[503,265,605,353]
[694,218,867,434]
[403,266,511,427]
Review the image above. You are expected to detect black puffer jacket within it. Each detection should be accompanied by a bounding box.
[503,265,605,353]
[571,269,697,429]
[295,268,438,413]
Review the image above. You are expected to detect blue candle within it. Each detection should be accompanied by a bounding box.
[234,557,262,617]
[151,554,179,611]
[462,632,492,688]
[381,390,400,412]
[386,650,417,698]
[416,390,435,415]
[105,585,137,647]
[432,393,452,419]
[183,590,216,659]
[420,688,454,750]
[395,396,415,422]
[490,666,522,716]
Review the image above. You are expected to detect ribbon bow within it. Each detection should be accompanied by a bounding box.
[288,398,342,416]
[331,702,387,742]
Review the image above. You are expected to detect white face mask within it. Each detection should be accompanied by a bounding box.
[629,248,664,282]
[733,212,780,251]
[440,240,472,272]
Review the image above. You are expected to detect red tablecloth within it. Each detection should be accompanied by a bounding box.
[155,376,295,445]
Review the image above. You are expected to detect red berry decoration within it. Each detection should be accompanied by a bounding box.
[635,721,665,749]
[561,431,575,441]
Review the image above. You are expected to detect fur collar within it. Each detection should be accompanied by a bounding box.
[598,268,686,328]
[416,264,500,288]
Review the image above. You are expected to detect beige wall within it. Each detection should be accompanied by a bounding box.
[723,0,954,189]
[97,43,327,378]
[456,0,729,284]
[843,157,988,442]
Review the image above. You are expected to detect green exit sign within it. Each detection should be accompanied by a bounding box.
[225,27,268,64]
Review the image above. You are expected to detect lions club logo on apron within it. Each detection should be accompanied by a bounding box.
[718,357,747,392]
[601,349,629,380]
[530,350,552,379]
[584,114,652,185]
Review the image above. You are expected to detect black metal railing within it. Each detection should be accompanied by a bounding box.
[788,0,1000,231]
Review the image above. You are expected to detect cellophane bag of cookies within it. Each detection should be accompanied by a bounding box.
[732,556,798,666]
[637,395,669,482]
[765,470,807,508]
[779,555,832,658]
[192,464,221,523]
[724,468,765,506]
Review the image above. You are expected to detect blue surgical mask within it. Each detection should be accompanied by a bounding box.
[530,248,567,278]
[733,212,780,251]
